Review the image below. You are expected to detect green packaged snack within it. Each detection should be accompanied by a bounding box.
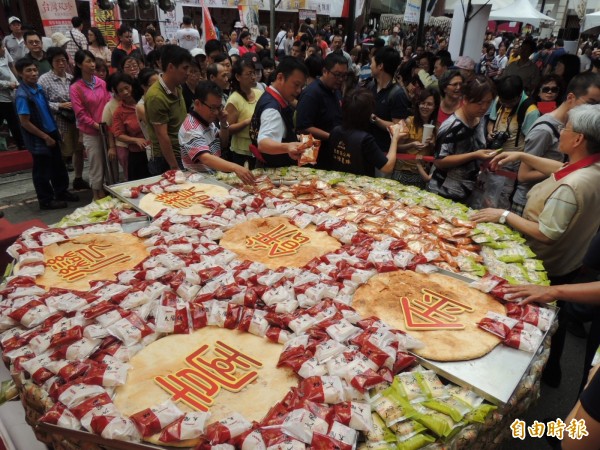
[396,433,436,450]
[421,396,473,422]
[393,372,426,403]
[464,404,497,423]
[390,419,427,442]
[444,386,484,408]
[365,412,397,443]
[523,259,546,272]
[414,371,447,400]
[372,386,412,427]
[358,443,397,450]
[0,379,17,405]
[370,381,391,403]
[409,404,463,438]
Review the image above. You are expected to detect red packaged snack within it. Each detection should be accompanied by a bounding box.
[50,325,84,348]
[301,376,345,404]
[159,411,211,443]
[332,401,373,431]
[311,433,352,450]
[38,402,81,429]
[350,368,386,393]
[130,399,184,437]
[504,321,543,353]
[297,134,321,167]
[205,413,252,444]
[477,312,518,340]
[90,415,140,441]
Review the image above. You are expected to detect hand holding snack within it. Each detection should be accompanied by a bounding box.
[297,134,321,166]
[388,121,409,140]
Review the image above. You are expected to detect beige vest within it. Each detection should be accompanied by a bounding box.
[523,161,600,277]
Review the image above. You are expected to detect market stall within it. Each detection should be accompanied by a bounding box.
[0,168,554,450]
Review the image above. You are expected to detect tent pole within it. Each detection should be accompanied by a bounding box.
[270,0,275,60]
[416,0,428,46]
[459,0,472,56]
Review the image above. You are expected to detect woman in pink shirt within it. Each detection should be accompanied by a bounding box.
[70,50,111,200]
[111,73,150,181]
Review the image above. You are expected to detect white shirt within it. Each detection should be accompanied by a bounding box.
[258,109,284,144]
[176,28,201,51]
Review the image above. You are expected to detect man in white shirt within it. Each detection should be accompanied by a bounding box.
[3,17,26,60]
[176,16,201,51]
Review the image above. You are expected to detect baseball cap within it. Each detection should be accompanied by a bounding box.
[8,16,21,24]
[190,48,206,58]
[241,52,263,69]
[455,56,476,70]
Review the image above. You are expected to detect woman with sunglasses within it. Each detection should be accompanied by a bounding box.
[533,74,564,114]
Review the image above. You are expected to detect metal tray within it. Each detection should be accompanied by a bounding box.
[414,268,555,405]
[105,173,233,218]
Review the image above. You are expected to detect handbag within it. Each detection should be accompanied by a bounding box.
[58,108,76,123]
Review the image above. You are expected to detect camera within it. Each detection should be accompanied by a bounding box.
[488,131,510,150]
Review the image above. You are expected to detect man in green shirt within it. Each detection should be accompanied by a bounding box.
[145,44,191,175]
[23,31,51,75]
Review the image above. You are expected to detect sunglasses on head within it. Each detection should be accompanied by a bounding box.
[541,86,559,94]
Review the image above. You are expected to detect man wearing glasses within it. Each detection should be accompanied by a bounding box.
[22,31,51,75]
[296,53,347,169]
[179,80,253,184]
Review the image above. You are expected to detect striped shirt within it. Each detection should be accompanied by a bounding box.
[38,70,73,136]
[179,112,220,172]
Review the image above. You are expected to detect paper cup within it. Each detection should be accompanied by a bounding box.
[422,124,435,143]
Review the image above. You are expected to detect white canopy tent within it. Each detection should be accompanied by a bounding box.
[489,0,556,26]
[583,10,600,31]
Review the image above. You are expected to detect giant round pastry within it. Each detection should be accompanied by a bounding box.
[33,232,148,291]
[138,182,229,217]
[220,217,342,270]
[114,327,297,446]
[352,270,506,361]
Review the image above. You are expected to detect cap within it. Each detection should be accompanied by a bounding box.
[241,52,263,69]
[455,55,476,70]
[190,48,206,57]
[51,32,71,48]
[234,21,243,28]
[8,16,21,24]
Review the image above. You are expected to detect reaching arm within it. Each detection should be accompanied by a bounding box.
[517,161,548,183]
[434,149,496,170]
[198,153,254,185]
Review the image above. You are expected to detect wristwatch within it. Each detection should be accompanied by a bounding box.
[370,114,378,124]
[499,210,510,224]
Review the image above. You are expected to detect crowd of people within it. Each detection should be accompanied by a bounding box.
[1,11,600,446]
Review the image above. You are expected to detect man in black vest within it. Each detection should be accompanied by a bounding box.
[249,57,308,167]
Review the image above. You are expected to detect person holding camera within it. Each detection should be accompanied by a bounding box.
[479,75,539,209]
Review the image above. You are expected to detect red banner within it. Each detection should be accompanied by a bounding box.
[90,0,121,50]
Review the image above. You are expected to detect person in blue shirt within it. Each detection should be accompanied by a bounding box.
[15,57,78,210]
